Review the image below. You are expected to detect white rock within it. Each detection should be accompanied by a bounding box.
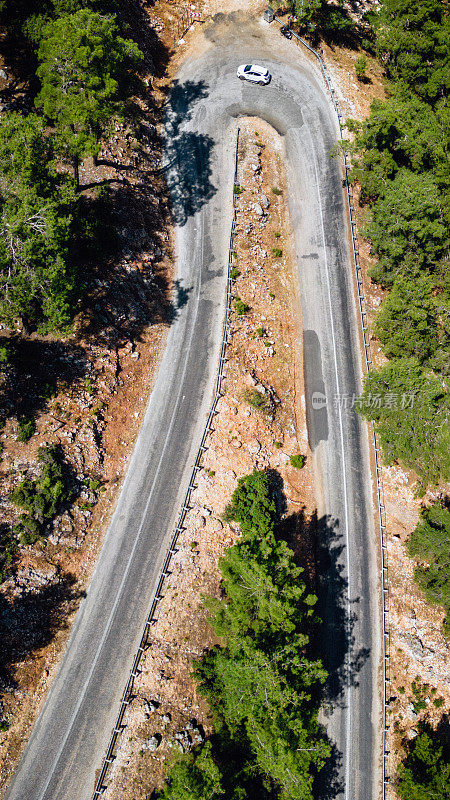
[144,735,160,752]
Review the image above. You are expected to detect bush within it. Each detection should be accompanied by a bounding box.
[17,417,36,442]
[0,525,17,584]
[230,266,239,280]
[10,446,73,544]
[407,502,450,637]
[222,469,275,537]
[233,298,250,315]
[271,186,282,195]
[290,453,306,469]
[396,728,450,800]
[355,55,367,81]
[243,388,270,413]
[272,247,283,258]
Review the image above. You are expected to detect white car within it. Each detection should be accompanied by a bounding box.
[237,64,271,85]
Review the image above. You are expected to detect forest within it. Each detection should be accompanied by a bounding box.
[349,0,449,490]
[0,0,142,334]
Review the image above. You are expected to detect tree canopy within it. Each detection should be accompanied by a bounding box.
[364,169,447,286]
[352,0,449,488]
[407,501,450,637]
[376,0,450,101]
[35,9,142,180]
[357,359,450,486]
[396,729,450,800]
[0,113,77,331]
[373,275,439,363]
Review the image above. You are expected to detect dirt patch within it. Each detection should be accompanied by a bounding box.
[101,118,316,799]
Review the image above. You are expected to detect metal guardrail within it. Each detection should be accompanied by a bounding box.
[273,16,390,797]
[91,128,240,798]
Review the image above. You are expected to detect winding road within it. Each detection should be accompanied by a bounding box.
[5,12,381,800]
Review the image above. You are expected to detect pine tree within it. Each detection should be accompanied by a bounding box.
[407,502,450,636]
[35,9,142,184]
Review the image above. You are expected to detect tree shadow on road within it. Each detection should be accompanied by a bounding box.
[163,80,217,227]
[313,513,371,798]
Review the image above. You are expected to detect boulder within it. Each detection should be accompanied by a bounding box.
[143,735,160,751]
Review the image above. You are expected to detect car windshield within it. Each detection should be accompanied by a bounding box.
[244,65,252,73]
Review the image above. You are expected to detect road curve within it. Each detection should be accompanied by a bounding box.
[5,12,381,800]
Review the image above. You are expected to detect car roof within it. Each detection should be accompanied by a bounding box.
[242,64,267,74]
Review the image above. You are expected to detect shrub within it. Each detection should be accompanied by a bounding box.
[256,327,265,338]
[233,298,250,315]
[355,55,367,81]
[396,729,450,800]
[0,525,16,584]
[274,231,281,238]
[243,388,270,413]
[271,186,282,195]
[17,417,36,442]
[290,454,306,469]
[407,501,450,637]
[230,267,239,280]
[10,445,73,544]
[234,184,243,195]
[272,247,283,257]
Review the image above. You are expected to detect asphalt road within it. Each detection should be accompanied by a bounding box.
[5,12,381,800]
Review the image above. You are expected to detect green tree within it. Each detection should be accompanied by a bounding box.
[364,169,447,286]
[373,275,439,362]
[35,9,142,184]
[157,742,224,800]
[0,112,77,331]
[159,472,331,800]
[407,502,450,636]
[195,471,329,799]
[222,469,276,538]
[355,55,367,81]
[357,358,450,485]
[10,445,73,543]
[376,0,450,101]
[348,95,450,202]
[396,730,450,800]
[294,0,322,26]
